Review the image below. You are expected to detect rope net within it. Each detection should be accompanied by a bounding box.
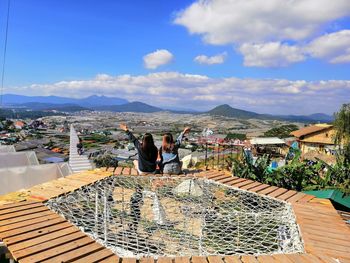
[46,176,304,258]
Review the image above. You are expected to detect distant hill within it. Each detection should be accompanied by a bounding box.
[207,104,262,119]
[2,94,128,107]
[0,108,66,119]
[276,113,333,123]
[94,101,162,113]
[2,94,333,122]
[207,104,333,123]
[19,102,91,112]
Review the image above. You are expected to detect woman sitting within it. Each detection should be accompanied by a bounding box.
[159,127,190,175]
[120,123,158,174]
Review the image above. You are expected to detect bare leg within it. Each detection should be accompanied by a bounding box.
[133,160,139,170]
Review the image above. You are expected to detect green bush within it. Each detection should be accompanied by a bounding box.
[231,151,349,194]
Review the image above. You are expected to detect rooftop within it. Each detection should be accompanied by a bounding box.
[0,168,349,262]
[250,137,285,145]
[290,124,333,138]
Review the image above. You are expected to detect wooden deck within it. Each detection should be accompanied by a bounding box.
[0,168,349,263]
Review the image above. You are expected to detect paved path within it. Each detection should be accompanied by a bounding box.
[69,125,93,173]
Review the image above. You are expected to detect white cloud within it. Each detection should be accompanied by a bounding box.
[306,30,350,63]
[143,49,174,69]
[174,0,350,44]
[239,42,305,67]
[194,52,227,65]
[6,72,350,115]
[174,0,350,67]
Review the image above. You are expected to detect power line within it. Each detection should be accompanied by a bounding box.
[1,0,11,109]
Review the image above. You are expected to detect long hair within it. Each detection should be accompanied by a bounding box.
[162,133,174,153]
[141,133,158,161]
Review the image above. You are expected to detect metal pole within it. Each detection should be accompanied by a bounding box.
[205,142,208,170]
[103,191,108,243]
[95,191,98,237]
[217,144,220,169]
[211,144,215,169]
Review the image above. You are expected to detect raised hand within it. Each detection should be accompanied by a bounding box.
[184,127,191,134]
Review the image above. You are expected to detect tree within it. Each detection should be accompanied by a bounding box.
[226,133,246,140]
[333,103,350,163]
[263,124,299,138]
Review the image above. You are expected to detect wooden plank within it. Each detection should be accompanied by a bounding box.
[208,256,224,263]
[213,175,232,182]
[140,257,156,263]
[192,256,208,263]
[0,205,49,221]
[303,238,350,253]
[294,205,342,218]
[217,177,237,184]
[277,190,298,201]
[299,254,323,263]
[73,248,116,263]
[256,255,278,263]
[0,213,59,233]
[14,231,86,260]
[0,201,40,212]
[257,186,278,195]
[0,210,53,227]
[297,194,315,203]
[313,254,340,263]
[297,217,347,229]
[122,258,137,263]
[241,256,258,263]
[0,202,44,216]
[0,217,66,239]
[28,187,68,198]
[268,188,289,198]
[271,254,293,263]
[8,226,79,252]
[158,257,173,263]
[175,257,190,263]
[240,181,261,190]
[123,167,131,175]
[208,173,228,180]
[202,171,220,177]
[226,178,247,185]
[286,192,307,203]
[299,223,350,238]
[298,210,342,222]
[296,212,348,226]
[247,184,270,193]
[232,180,255,188]
[99,255,121,263]
[224,256,242,263]
[305,254,334,263]
[130,168,138,176]
[19,236,94,263]
[298,225,350,241]
[285,254,306,263]
[64,176,97,184]
[40,242,104,263]
[4,222,72,245]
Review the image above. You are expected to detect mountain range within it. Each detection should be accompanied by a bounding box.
[207,104,333,123]
[1,94,333,122]
[2,94,128,107]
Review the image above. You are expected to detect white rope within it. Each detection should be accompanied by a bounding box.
[46,176,304,258]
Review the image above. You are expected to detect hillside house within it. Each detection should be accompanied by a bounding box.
[250,137,287,156]
[290,124,336,154]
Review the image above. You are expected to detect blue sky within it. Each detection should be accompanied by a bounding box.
[1,0,350,115]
